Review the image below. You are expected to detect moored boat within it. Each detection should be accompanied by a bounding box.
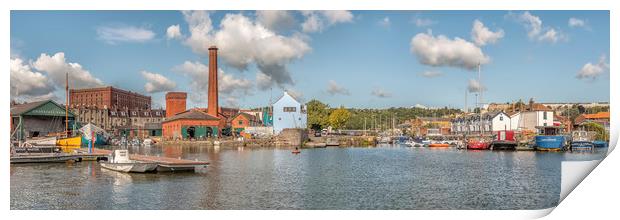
[56,135,83,152]
[100,149,158,173]
[489,130,517,150]
[592,140,608,148]
[534,126,567,151]
[428,142,450,148]
[570,131,594,151]
[24,136,57,146]
[467,139,490,150]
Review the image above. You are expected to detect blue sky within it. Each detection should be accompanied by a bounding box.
[10,10,610,110]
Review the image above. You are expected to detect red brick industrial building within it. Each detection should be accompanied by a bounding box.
[162,46,228,140]
[165,92,187,118]
[69,86,151,110]
[230,112,262,133]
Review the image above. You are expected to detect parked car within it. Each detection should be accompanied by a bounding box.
[314,130,322,137]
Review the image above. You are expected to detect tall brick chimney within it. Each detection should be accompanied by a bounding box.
[207,46,219,117]
[165,92,187,117]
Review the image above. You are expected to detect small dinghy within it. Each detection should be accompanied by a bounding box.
[292,147,301,154]
[100,149,158,173]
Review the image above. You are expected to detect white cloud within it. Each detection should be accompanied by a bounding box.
[419,70,443,78]
[538,28,562,43]
[301,13,322,33]
[10,57,55,101]
[577,55,609,80]
[371,88,392,98]
[410,31,489,70]
[166,24,182,39]
[182,10,214,54]
[219,71,253,95]
[516,11,542,39]
[32,52,104,89]
[512,11,565,43]
[141,71,176,93]
[413,18,435,27]
[568,17,586,28]
[326,80,350,96]
[286,88,304,102]
[172,61,254,104]
[321,10,354,25]
[96,25,155,44]
[379,17,391,28]
[467,79,486,93]
[256,10,296,32]
[180,11,311,88]
[471,19,504,46]
[224,97,240,108]
[300,10,353,33]
[256,72,274,91]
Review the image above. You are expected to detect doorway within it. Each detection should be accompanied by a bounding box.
[187,126,196,139]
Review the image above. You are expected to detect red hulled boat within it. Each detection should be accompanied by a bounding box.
[467,139,490,150]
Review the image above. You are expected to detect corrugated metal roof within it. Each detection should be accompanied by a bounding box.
[10,100,75,117]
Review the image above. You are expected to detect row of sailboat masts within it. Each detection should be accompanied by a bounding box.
[65,72,69,138]
[477,62,484,137]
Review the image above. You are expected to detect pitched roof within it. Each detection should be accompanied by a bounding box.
[10,100,49,116]
[274,91,301,105]
[506,111,520,117]
[231,112,260,122]
[530,103,551,111]
[163,109,219,122]
[10,100,74,117]
[582,112,610,119]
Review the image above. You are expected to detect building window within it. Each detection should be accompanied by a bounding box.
[283,107,296,112]
[499,116,503,121]
[543,112,548,120]
[238,120,243,125]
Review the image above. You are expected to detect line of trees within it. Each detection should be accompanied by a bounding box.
[306,99,462,130]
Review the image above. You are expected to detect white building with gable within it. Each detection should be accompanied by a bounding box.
[272,91,307,134]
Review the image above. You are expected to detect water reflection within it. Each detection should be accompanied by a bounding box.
[11,145,606,210]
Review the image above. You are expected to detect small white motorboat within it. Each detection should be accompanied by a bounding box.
[100,149,158,173]
[143,138,154,147]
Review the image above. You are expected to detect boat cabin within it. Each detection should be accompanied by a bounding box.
[495,130,515,141]
[572,130,595,142]
[536,126,563,136]
[111,150,132,163]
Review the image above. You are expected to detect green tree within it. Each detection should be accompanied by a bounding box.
[306,99,330,130]
[328,106,351,129]
[583,122,608,141]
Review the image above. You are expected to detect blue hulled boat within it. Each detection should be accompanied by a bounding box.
[534,126,567,151]
[570,130,594,151]
[593,140,608,148]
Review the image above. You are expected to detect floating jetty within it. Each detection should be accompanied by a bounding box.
[10,153,80,163]
[11,147,209,172]
[77,148,209,172]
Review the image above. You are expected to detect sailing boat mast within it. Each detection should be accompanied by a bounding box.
[478,62,482,136]
[65,72,69,138]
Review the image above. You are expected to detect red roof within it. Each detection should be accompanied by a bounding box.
[582,112,610,119]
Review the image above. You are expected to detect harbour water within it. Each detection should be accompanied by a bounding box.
[10,145,607,210]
